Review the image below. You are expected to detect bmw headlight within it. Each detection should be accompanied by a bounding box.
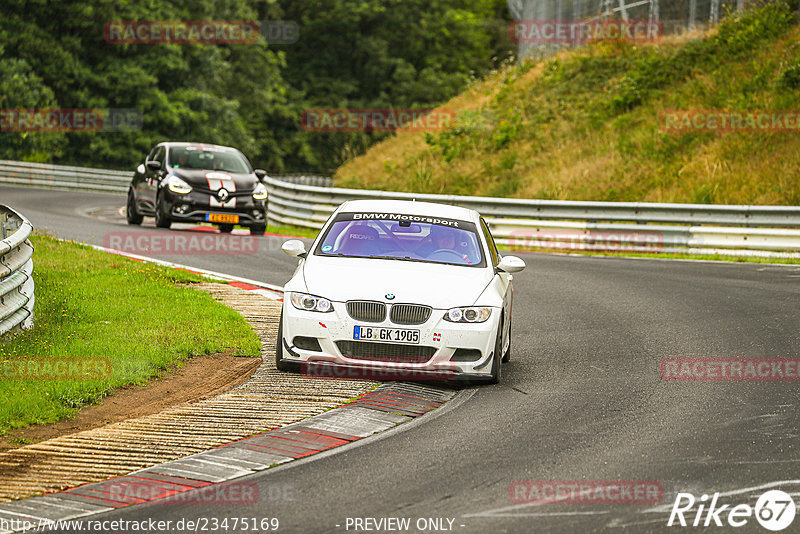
[444,307,492,323]
[290,292,333,313]
[167,175,192,195]
[252,183,268,200]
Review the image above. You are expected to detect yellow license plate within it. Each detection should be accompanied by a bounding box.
[208,213,239,224]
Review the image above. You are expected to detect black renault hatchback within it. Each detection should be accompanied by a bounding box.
[126,142,268,234]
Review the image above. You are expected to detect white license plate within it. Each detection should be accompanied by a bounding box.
[353,326,420,344]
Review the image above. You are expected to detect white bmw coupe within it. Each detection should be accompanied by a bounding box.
[277,199,525,383]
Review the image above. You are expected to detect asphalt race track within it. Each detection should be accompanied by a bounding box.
[3,186,800,533]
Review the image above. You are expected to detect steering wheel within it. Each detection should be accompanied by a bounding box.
[429,249,465,261]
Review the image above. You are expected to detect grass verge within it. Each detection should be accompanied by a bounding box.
[0,234,261,436]
[266,223,320,240]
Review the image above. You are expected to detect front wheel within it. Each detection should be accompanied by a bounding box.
[488,321,503,384]
[218,224,234,233]
[126,188,143,225]
[155,192,172,229]
[250,224,266,236]
[502,317,511,363]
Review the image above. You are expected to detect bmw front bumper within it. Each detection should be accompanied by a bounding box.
[279,300,502,381]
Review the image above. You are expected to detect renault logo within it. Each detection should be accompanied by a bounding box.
[385,293,395,300]
[217,188,230,201]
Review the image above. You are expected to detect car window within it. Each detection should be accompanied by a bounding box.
[314,212,486,268]
[168,147,251,173]
[153,147,166,165]
[146,146,160,162]
[481,218,500,267]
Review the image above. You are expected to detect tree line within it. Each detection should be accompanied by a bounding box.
[0,0,512,174]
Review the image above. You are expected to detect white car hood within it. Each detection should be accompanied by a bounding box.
[302,257,493,309]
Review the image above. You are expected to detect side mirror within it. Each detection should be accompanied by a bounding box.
[497,255,526,274]
[146,160,162,171]
[136,164,145,174]
[254,169,268,180]
[282,240,307,258]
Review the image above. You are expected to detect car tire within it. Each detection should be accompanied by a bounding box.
[126,188,143,225]
[275,310,300,373]
[218,224,234,233]
[250,224,266,236]
[488,321,503,384]
[155,191,172,229]
[502,317,511,363]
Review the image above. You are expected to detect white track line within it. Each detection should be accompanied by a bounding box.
[87,243,285,298]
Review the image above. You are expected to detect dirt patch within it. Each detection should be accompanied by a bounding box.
[0,352,261,452]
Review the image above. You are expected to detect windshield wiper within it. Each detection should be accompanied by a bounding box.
[368,255,427,263]
[325,254,428,263]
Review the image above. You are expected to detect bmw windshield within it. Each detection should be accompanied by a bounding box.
[314,212,486,267]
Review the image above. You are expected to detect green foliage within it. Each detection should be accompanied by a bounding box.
[337,1,800,205]
[778,53,800,88]
[605,2,796,115]
[509,2,793,151]
[0,43,66,161]
[425,110,488,161]
[0,0,512,173]
[279,0,511,171]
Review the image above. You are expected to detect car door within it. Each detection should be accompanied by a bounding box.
[481,218,513,347]
[142,145,166,212]
[130,146,155,215]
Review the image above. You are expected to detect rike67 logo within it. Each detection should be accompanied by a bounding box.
[668,490,796,531]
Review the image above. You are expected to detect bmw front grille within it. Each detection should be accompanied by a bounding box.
[389,304,432,325]
[346,301,387,323]
[346,301,432,325]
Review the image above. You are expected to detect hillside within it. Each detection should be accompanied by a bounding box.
[334,2,800,206]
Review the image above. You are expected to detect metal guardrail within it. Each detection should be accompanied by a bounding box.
[0,205,35,336]
[0,160,130,193]
[0,160,331,193]
[275,174,332,187]
[1,160,799,254]
[264,177,800,254]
